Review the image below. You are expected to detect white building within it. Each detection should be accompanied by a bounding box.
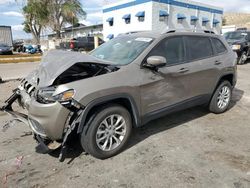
[103,0,223,40]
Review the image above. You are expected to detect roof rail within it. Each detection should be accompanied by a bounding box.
[117,31,147,36]
[162,28,215,34]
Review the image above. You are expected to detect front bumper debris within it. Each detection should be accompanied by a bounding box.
[1,88,85,162]
[1,89,20,111]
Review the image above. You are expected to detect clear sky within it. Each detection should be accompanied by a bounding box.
[0,0,249,40]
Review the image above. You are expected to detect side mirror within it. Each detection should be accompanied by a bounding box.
[145,56,167,69]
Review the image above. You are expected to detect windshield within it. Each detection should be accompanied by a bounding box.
[224,32,247,40]
[90,35,154,65]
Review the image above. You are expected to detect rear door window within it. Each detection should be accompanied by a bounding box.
[148,36,185,65]
[185,36,213,61]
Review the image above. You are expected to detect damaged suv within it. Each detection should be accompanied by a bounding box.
[1,31,237,160]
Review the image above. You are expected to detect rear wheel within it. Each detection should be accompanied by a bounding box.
[80,105,132,159]
[209,81,232,114]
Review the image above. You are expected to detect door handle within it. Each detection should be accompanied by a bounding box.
[178,68,189,73]
[215,61,222,65]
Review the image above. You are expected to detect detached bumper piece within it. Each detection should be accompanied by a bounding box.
[58,99,84,162]
[0,89,30,127]
[1,89,52,153]
[1,89,20,111]
[1,89,85,162]
[34,134,51,154]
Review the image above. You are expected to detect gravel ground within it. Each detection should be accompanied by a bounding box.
[0,64,250,188]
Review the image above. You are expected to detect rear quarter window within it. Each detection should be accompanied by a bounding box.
[211,38,227,54]
[185,36,213,61]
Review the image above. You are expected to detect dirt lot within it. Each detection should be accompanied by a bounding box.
[0,64,250,188]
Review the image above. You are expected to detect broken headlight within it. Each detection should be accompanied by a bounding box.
[53,89,75,102]
[37,88,75,104]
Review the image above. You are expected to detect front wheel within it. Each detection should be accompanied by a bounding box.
[209,81,232,114]
[238,51,248,65]
[80,105,132,159]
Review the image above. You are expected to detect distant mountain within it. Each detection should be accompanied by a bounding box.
[224,12,250,29]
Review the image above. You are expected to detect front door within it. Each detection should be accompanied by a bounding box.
[140,36,191,115]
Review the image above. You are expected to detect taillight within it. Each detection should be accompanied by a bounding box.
[70,41,74,49]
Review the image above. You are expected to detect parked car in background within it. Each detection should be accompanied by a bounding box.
[13,40,24,52]
[23,44,42,54]
[224,30,250,64]
[69,36,104,52]
[2,31,237,161]
[0,43,13,55]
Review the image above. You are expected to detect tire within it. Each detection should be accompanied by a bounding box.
[80,105,132,159]
[78,48,86,52]
[237,51,247,65]
[209,81,232,114]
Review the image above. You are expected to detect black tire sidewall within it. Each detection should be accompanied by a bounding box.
[209,81,232,114]
[238,52,247,65]
[81,105,132,159]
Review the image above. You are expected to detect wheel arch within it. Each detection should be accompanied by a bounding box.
[211,73,235,99]
[219,74,234,86]
[77,94,141,134]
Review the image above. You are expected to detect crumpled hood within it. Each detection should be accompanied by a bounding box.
[26,50,110,88]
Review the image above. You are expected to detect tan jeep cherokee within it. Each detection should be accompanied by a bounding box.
[1,31,237,161]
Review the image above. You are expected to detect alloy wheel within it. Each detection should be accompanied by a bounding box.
[217,86,231,109]
[96,114,126,151]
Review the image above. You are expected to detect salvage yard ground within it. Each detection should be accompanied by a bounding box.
[0,63,250,187]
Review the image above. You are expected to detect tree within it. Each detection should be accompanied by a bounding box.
[48,0,86,39]
[22,0,49,44]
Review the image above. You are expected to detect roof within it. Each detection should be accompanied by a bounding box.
[0,25,11,28]
[118,31,162,39]
[226,30,250,33]
[63,24,103,32]
[48,24,103,37]
[64,23,86,31]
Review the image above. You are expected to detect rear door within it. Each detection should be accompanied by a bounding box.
[183,35,219,97]
[210,37,230,82]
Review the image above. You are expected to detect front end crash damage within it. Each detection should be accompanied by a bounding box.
[1,50,119,161]
[1,90,84,161]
